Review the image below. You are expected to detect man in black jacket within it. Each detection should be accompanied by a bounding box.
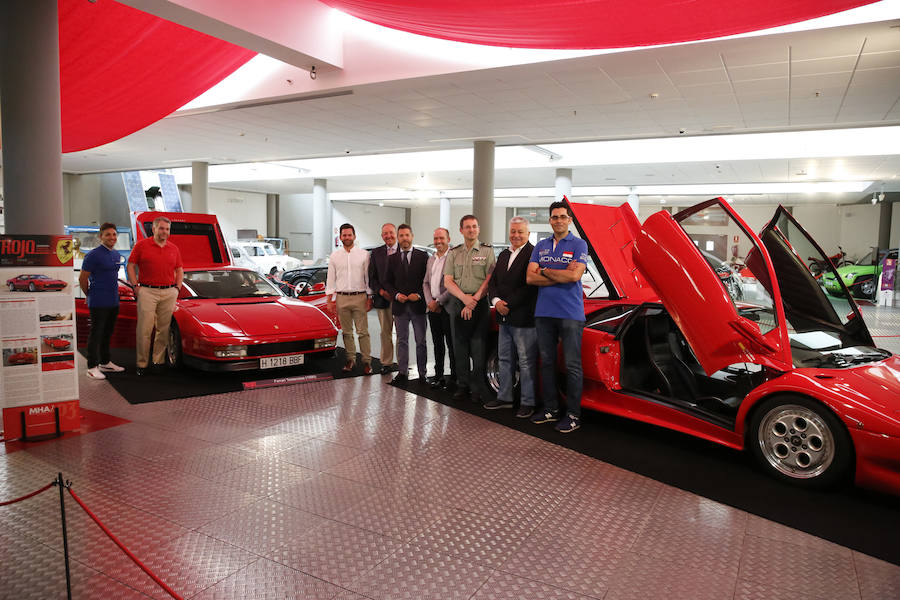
[368,223,398,373]
[384,224,429,384]
[485,216,538,415]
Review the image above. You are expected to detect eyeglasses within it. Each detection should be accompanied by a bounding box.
[549,215,570,221]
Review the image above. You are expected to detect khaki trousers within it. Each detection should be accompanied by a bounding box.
[135,286,178,367]
[337,294,371,365]
[376,306,394,365]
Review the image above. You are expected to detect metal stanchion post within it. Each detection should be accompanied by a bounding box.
[56,473,72,600]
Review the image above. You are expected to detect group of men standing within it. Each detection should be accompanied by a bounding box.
[325,201,588,434]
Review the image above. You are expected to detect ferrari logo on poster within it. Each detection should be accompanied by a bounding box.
[56,239,76,265]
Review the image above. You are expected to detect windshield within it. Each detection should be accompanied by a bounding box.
[264,245,277,255]
[182,270,282,299]
[674,202,778,335]
[72,231,131,252]
[761,207,879,367]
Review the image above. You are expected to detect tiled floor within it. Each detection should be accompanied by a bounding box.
[2,306,900,599]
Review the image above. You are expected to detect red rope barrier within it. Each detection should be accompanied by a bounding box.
[66,487,183,600]
[0,481,55,506]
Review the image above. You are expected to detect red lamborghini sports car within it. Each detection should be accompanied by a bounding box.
[75,212,338,371]
[7,274,68,292]
[559,198,900,496]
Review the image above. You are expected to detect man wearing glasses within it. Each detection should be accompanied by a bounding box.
[526,201,588,433]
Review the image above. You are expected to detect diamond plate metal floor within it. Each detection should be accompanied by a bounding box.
[3,307,900,599]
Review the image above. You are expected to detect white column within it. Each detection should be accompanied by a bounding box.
[439,195,450,230]
[555,168,572,203]
[312,179,331,260]
[266,194,278,237]
[627,187,639,217]
[191,161,209,214]
[0,1,63,234]
[473,141,495,243]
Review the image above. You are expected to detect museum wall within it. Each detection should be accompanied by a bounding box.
[837,203,882,260]
[206,188,268,242]
[332,201,406,249]
[410,204,507,246]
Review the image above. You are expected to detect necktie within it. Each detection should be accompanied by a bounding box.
[402,250,409,265]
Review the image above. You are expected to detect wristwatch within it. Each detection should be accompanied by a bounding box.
[540,267,547,276]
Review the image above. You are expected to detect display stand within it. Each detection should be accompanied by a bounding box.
[1,234,80,440]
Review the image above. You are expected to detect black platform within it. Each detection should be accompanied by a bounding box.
[83,347,387,404]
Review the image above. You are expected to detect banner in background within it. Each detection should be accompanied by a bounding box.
[1,235,80,439]
[882,258,897,291]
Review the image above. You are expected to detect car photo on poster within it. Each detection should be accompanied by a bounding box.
[42,335,73,352]
[3,347,39,366]
[6,274,68,292]
[39,312,73,322]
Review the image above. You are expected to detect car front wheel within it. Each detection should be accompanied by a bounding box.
[28,283,36,292]
[749,395,852,488]
[167,321,183,368]
[858,276,876,298]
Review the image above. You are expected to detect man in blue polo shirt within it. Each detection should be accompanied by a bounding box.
[79,223,126,379]
[526,201,588,433]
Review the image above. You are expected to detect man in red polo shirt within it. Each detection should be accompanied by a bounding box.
[127,216,183,375]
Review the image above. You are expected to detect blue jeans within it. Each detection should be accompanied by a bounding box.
[498,324,538,406]
[535,317,584,417]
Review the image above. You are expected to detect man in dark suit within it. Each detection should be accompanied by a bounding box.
[423,227,455,389]
[368,223,398,373]
[384,224,429,384]
[485,216,538,415]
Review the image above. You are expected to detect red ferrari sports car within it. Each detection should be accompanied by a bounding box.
[76,212,338,371]
[490,198,900,496]
[6,350,37,365]
[7,274,68,292]
[43,336,72,351]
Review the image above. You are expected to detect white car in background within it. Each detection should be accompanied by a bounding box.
[231,241,302,275]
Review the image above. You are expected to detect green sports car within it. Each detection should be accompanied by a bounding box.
[823,248,898,298]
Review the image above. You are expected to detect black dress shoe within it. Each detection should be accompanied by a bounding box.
[381,363,397,375]
[392,374,408,384]
[429,378,445,390]
[451,388,469,401]
[135,367,147,376]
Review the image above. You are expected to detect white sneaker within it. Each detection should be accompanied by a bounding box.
[99,362,125,372]
[86,367,106,380]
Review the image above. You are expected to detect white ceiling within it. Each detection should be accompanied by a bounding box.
[60,14,900,207]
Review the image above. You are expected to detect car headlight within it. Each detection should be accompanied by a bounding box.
[314,337,336,349]
[843,272,858,281]
[214,345,247,358]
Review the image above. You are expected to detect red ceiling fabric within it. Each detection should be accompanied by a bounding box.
[321,0,879,49]
[58,0,255,153]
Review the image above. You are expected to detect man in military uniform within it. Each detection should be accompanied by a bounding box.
[444,214,495,403]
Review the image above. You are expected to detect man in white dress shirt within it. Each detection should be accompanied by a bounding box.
[326,223,374,375]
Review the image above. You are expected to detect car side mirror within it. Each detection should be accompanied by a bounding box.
[309,282,326,295]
